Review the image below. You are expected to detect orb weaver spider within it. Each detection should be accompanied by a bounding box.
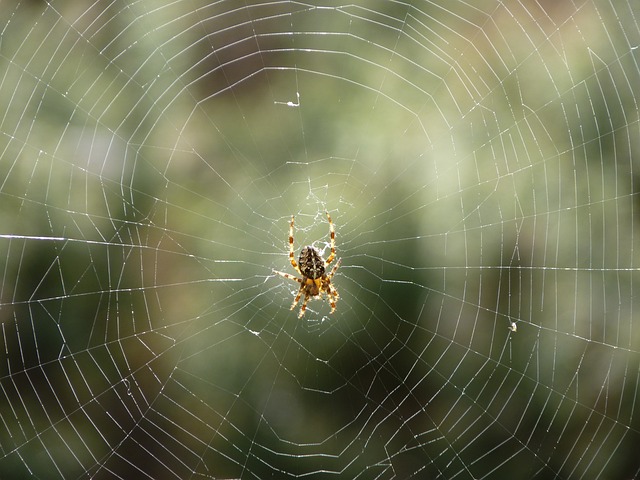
[273,212,342,318]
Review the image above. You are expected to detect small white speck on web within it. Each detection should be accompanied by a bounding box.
[274,91,300,107]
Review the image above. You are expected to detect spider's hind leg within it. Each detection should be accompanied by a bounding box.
[327,258,342,279]
[290,284,305,313]
[329,299,337,314]
[326,284,339,314]
[297,292,310,318]
[273,270,302,284]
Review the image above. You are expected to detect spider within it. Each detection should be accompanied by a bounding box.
[273,212,342,318]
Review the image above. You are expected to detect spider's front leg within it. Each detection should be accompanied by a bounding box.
[325,211,337,265]
[288,215,302,274]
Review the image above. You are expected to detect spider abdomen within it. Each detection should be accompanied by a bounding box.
[299,246,325,279]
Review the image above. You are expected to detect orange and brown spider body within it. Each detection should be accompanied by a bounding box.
[273,212,342,318]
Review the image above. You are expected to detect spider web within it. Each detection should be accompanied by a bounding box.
[1,1,639,478]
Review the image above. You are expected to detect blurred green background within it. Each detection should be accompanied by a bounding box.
[1,1,639,478]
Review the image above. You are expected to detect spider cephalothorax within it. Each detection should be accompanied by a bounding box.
[273,212,342,318]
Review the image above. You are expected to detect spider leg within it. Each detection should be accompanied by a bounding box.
[327,258,342,279]
[273,270,307,313]
[272,270,302,284]
[328,283,340,300]
[322,284,337,314]
[324,211,336,265]
[321,278,340,314]
[290,283,305,312]
[329,286,340,312]
[297,291,311,318]
[328,295,337,314]
[288,215,302,274]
